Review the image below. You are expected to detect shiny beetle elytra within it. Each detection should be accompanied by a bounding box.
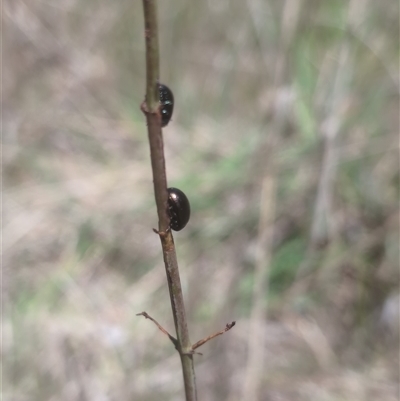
[167,187,190,231]
[159,83,174,127]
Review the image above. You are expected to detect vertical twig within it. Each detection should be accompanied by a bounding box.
[141,1,197,400]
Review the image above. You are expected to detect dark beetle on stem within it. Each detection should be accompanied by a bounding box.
[159,83,174,127]
[167,187,190,231]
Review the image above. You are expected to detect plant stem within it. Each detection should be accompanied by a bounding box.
[141,1,197,400]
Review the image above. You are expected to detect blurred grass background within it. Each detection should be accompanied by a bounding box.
[3,0,399,400]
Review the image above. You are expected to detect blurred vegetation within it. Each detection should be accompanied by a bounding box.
[4,0,399,400]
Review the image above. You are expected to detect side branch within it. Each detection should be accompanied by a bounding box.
[191,322,236,351]
[137,311,178,347]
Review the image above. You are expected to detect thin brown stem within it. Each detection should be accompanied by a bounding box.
[136,312,178,346]
[140,1,197,400]
[191,322,236,351]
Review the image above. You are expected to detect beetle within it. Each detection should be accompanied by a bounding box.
[167,187,190,231]
[159,83,174,127]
